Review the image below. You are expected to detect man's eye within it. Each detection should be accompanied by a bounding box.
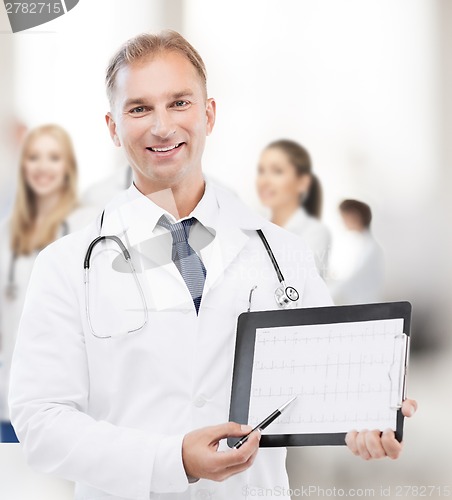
[174,100,189,108]
[130,106,146,114]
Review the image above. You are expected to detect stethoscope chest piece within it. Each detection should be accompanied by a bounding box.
[275,282,299,308]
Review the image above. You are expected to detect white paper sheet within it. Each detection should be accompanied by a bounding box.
[248,318,405,435]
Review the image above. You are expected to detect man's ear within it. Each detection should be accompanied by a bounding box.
[105,112,121,147]
[205,98,216,136]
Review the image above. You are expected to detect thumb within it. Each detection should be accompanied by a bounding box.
[402,399,417,418]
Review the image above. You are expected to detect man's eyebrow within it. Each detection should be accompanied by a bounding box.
[122,98,147,110]
[171,90,194,99]
[122,91,195,110]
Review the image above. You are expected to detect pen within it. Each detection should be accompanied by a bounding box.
[232,396,297,449]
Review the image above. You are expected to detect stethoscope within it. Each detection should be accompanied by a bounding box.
[255,229,300,308]
[84,211,300,339]
[5,220,69,301]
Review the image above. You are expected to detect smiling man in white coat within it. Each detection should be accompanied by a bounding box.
[9,31,417,500]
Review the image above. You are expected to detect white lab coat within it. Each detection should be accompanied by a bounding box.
[0,206,99,422]
[283,207,331,280]
[9,181,333,500]
[329,229,385,305]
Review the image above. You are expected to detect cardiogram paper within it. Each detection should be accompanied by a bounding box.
[248,318,405,434]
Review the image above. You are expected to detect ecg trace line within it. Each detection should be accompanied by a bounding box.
[248,319,404,433]
[254,360,392,371]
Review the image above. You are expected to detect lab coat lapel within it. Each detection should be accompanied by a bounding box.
[99,190,192,309]
[200,185,266,301]
[200,219,249,300]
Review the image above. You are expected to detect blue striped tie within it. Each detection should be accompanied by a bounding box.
[158,215,207,314]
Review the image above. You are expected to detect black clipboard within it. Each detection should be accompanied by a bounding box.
[228,301,411,448]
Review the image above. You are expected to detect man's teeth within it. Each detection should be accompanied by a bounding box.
[149,143,181,152]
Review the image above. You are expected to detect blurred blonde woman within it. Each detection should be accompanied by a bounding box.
[0,124,97,442]
[256,139,331,278]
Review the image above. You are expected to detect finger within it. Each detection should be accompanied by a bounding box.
[381,428,403,459]
[402,399,418,418]
[345,431,360,456]
[356,430,371,460]
[212,429,261,470]
[207,422,253,442]
[220,448,259,479]
[365,430,386,459]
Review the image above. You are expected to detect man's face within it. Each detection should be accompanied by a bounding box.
[341,211,364,232]
[106,51,215,190]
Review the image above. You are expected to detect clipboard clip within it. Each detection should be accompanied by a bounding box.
[388,333,410,410]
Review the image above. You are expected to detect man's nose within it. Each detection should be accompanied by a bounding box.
[150,108,176,139]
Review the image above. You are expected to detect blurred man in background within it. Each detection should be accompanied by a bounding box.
[329,199,385,305]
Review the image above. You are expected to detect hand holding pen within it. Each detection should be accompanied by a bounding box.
[232,396,297,449]
[182,421,261,482]
[181,396,296,482]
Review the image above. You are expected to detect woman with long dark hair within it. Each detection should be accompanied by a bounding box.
[256,139,331,277]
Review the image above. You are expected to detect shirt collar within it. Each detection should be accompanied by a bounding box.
[101,174,266,241]
[125,176,219,237]
[185,178,218,236]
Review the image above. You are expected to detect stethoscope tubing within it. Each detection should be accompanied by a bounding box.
[83,210,300,338]
[83,235,148,339]
[256,229,285,284]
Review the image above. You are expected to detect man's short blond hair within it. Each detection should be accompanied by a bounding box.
[106,30,207,106]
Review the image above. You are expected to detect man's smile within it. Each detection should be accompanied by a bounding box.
[146,142,185,152]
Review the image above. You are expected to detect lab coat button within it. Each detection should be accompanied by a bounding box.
[193,395,207,407]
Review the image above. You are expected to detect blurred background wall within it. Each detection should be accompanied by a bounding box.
[0,7,16,217]
[0,0,450,498]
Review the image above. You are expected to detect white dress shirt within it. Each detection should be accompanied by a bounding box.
[329,229,385,305]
